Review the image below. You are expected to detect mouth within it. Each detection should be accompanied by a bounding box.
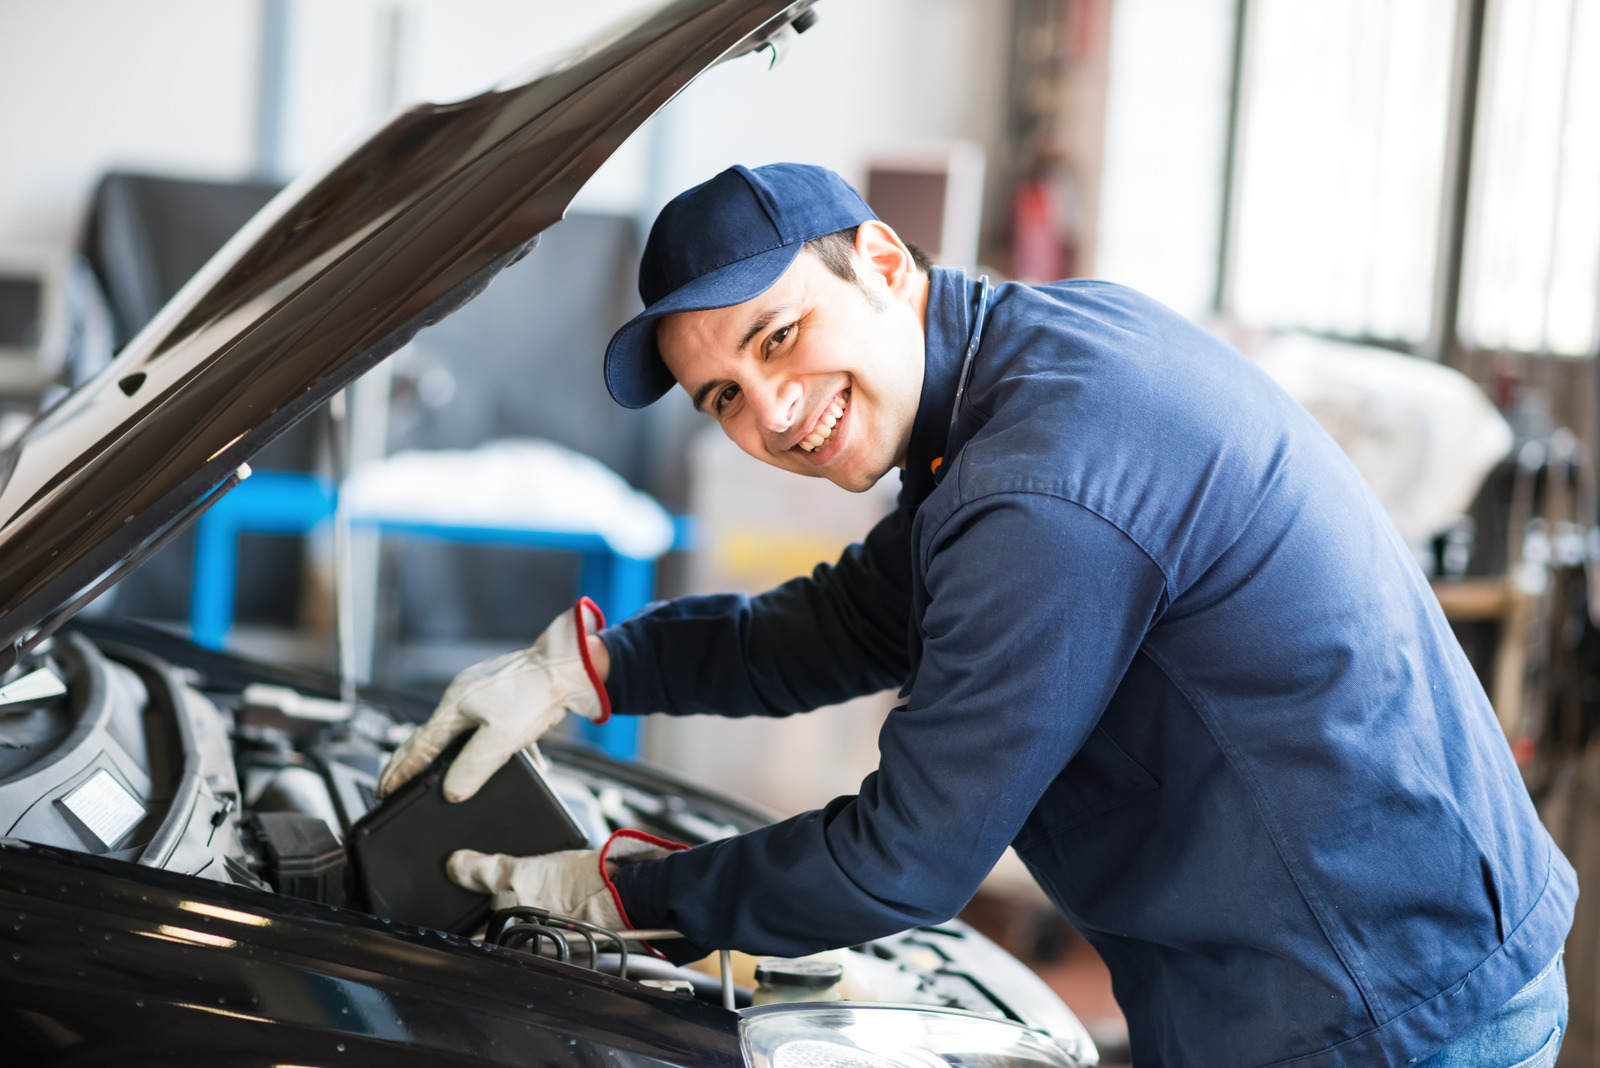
[794,388,849,456]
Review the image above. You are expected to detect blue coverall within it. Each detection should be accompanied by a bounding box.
[603,267,1576,1067]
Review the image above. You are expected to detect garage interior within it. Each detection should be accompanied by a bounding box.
[0,1,1598,1065]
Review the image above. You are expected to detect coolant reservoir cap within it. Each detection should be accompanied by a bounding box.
[754,958,843,989]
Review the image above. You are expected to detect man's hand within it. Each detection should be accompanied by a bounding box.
[378,597,611,803]
[447,830,684,929]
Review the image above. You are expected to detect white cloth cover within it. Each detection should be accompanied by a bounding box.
[342,438,674,559]
[1254,333,1513,546]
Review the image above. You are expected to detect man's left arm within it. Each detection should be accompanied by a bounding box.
[609,490,1170,959]
[601,501,916,719]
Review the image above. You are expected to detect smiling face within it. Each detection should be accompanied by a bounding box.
[656,223,930,493]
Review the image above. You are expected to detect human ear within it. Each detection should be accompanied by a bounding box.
[854,221,919,301]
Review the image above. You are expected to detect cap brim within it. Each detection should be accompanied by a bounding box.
[604,241,804,408]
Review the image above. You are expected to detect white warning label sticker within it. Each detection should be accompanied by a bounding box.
[61,768,146,849]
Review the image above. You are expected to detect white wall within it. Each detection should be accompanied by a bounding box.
[0,0,260,249]
[631,0,1010,229]
[276,0,661,217]
[0,0,1011,256]
[280,0,1011,227]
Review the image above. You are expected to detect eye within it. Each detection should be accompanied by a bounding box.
[712,383,740,415]
[765,323,794,353]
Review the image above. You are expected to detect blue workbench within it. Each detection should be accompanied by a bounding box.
[190,469,688,758]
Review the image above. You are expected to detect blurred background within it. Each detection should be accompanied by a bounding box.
[1,0,1598,1062]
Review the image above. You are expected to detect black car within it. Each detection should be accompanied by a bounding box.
[0,2,1098,1064]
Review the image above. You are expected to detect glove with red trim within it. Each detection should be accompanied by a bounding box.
[377,597,611,803]
[446,829,686,930]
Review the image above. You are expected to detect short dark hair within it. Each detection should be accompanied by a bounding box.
[804,226,934,289]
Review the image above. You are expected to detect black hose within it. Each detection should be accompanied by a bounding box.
[501,923,570,963]
[487,906,552,945]
[561,916,629,980]
[485,906,627,978]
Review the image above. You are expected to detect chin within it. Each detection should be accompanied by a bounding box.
[825,465,890,494]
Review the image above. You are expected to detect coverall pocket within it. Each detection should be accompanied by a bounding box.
[1012,725,1158,850]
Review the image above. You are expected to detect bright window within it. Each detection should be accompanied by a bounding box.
[1458,0,1600,356]
[1228,0,1457,342]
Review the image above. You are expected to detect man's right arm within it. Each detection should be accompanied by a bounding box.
[600,503,915,718]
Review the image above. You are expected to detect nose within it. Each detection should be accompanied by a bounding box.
[749,376,803,436]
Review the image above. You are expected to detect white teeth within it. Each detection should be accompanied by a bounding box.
[798,392,849,453]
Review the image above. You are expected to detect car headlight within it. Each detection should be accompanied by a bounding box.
[740,1004,1092,1068]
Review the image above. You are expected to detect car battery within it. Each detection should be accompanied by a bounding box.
[349,736,589,934]
[245,812,347,905]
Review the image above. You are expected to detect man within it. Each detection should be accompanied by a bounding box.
[379,164,1574,1066]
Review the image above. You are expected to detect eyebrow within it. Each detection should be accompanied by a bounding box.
[692,379,721,413]
[738,305,787,352]
[690,303,796,413]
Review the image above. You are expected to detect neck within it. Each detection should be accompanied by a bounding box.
[911,268,932,328]
[891,270,936,471]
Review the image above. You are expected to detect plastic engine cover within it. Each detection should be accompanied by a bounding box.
[0,632,257,885]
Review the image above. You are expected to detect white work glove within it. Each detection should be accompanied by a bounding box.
[377,597,610,803]
[447,829,685,930]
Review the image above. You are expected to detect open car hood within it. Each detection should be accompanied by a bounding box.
[0,0,815,671]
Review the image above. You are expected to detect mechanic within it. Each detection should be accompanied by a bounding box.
[379,163,1575,1067]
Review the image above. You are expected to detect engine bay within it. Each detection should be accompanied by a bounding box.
[0,624,1093,1056]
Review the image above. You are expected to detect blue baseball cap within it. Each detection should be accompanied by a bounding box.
[603,163,877,408]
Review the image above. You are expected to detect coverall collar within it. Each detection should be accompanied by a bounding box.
[900,266,982,510]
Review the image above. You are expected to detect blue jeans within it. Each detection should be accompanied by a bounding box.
[1415,953,1567,1067]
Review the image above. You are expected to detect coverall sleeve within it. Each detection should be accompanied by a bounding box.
[609,491,1170,960]
[599,501,916,718]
